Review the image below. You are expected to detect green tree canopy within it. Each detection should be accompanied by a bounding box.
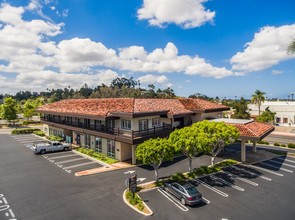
[169,126,206,172]
[232,97,250,119]
[2,97,18,123]
[135,138,174,181]
[193,121,239,166]
[251,90,266,115]
[256,107,276,123]
[288,38,295,54]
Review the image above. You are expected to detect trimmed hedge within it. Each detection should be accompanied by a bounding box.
[280,144,287,148]
[33,130,45,136]
[288,143,295,149]
[257,140,269,145]
[274,143,280,146]
[75,147,118,164]
[47,135,63,141]
[11,128,41,134]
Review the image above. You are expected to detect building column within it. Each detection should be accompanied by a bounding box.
[241,140,246,162]
[253,141,257,153]
[132,145,136,165]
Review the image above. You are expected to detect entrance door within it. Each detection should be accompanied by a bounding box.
[76,133,80,145]
[107,139,115,158]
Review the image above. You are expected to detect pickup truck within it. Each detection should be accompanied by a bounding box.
[31,141,71,154]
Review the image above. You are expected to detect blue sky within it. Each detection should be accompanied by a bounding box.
[0,0,294,99]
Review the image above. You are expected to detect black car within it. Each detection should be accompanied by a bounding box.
[164,181,203,206]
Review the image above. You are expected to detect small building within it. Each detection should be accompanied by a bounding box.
[37,98,228,164]
[248,101,295,127]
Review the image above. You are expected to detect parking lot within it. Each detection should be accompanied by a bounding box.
[140,155,295,220]
[10,134,102,175]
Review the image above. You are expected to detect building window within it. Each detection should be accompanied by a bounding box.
[283,118,288,124]
[95,137,102,153]
[85,134,91,148]
[152,118,161,127]
[107,139,115,158]
[121,120,131,130]
[276,117,281,124]
[139,119,148,131]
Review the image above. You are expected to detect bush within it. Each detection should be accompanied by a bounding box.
[287,143,295,149]
[33,130,45,136]
[274,143,280,146]
[47,135,63,141]
[125,191,144,211]
[257,140,269,145]
[280,144,287,148]
[76,147,118,164]
[214,159,238,168]
[22,121,29,125]
[11,128,41,134]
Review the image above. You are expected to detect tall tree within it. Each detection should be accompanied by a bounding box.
[232,97,250,119]
[251,90,266,116]
[288,38,295,54]
[256,107,276,124]
[193,121,239,166]
[135,138,174,181]
[2,97,18,123]
[169,126,205,173]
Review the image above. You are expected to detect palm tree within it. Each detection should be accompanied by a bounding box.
[288,39,295,54]
[251,90,266,116]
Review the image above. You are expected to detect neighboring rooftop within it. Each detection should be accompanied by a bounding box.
[211,118,274,140]
[37,98,229,118]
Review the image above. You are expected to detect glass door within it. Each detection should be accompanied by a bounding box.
[107,139,115,158]
[139,119,148,131]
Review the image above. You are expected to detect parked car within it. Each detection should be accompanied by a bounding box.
[164,181,203,206]
[31,141,71,154]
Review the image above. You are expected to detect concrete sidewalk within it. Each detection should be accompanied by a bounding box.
[75,161,135,176]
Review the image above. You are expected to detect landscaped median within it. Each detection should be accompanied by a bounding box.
[123,189,153,216]
[123,159,239,216]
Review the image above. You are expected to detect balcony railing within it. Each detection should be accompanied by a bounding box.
[41,116,172,139]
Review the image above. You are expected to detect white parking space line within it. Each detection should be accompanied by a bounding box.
[202,197,210,204]
[158,188,188,212]
[259,162,293,173]
[211,175,244,191]
[193,179,228,197]
[233,166,272,181]
[269,159,295,168]
[276,157,295,164]
[247,165,284,177]
[43,151,72,157]
[55,158,85,165]
[19,140,44,144]
[63,161,96,169]
[46,154,77,160]
[223,171,258,186]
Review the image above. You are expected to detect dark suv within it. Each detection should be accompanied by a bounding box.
[164,181,203,206]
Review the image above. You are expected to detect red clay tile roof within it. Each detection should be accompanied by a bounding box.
[232,122,274,139]
[37,98,229,117]
[179,98,229,111]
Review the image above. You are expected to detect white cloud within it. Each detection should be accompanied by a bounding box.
[0,3,234,94]
[271,70,283,75]
[138,74,168,84]
[137,0,215,29]
[231,24,295,72]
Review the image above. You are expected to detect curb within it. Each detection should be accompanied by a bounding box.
[122,189,153,216]
[72,150,109,167]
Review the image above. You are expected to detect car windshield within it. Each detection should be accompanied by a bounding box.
[186,187,198,194]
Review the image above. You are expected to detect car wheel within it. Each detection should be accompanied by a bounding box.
[64,147,69,151]
[40,149,46,154]
[180,198,186,205]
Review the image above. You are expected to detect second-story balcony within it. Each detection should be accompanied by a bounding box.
[41,116,173,144]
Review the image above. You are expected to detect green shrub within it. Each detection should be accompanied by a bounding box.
[33,130,45,136]
[76,147,118,164]
[47,135,63,141]
[288,143,295,149]
[22,121,29,125]
[11,128,41,134]
[170,172,186,181]
[125,190,144,210]
[274,143,280,146]
[280,144,287,148]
